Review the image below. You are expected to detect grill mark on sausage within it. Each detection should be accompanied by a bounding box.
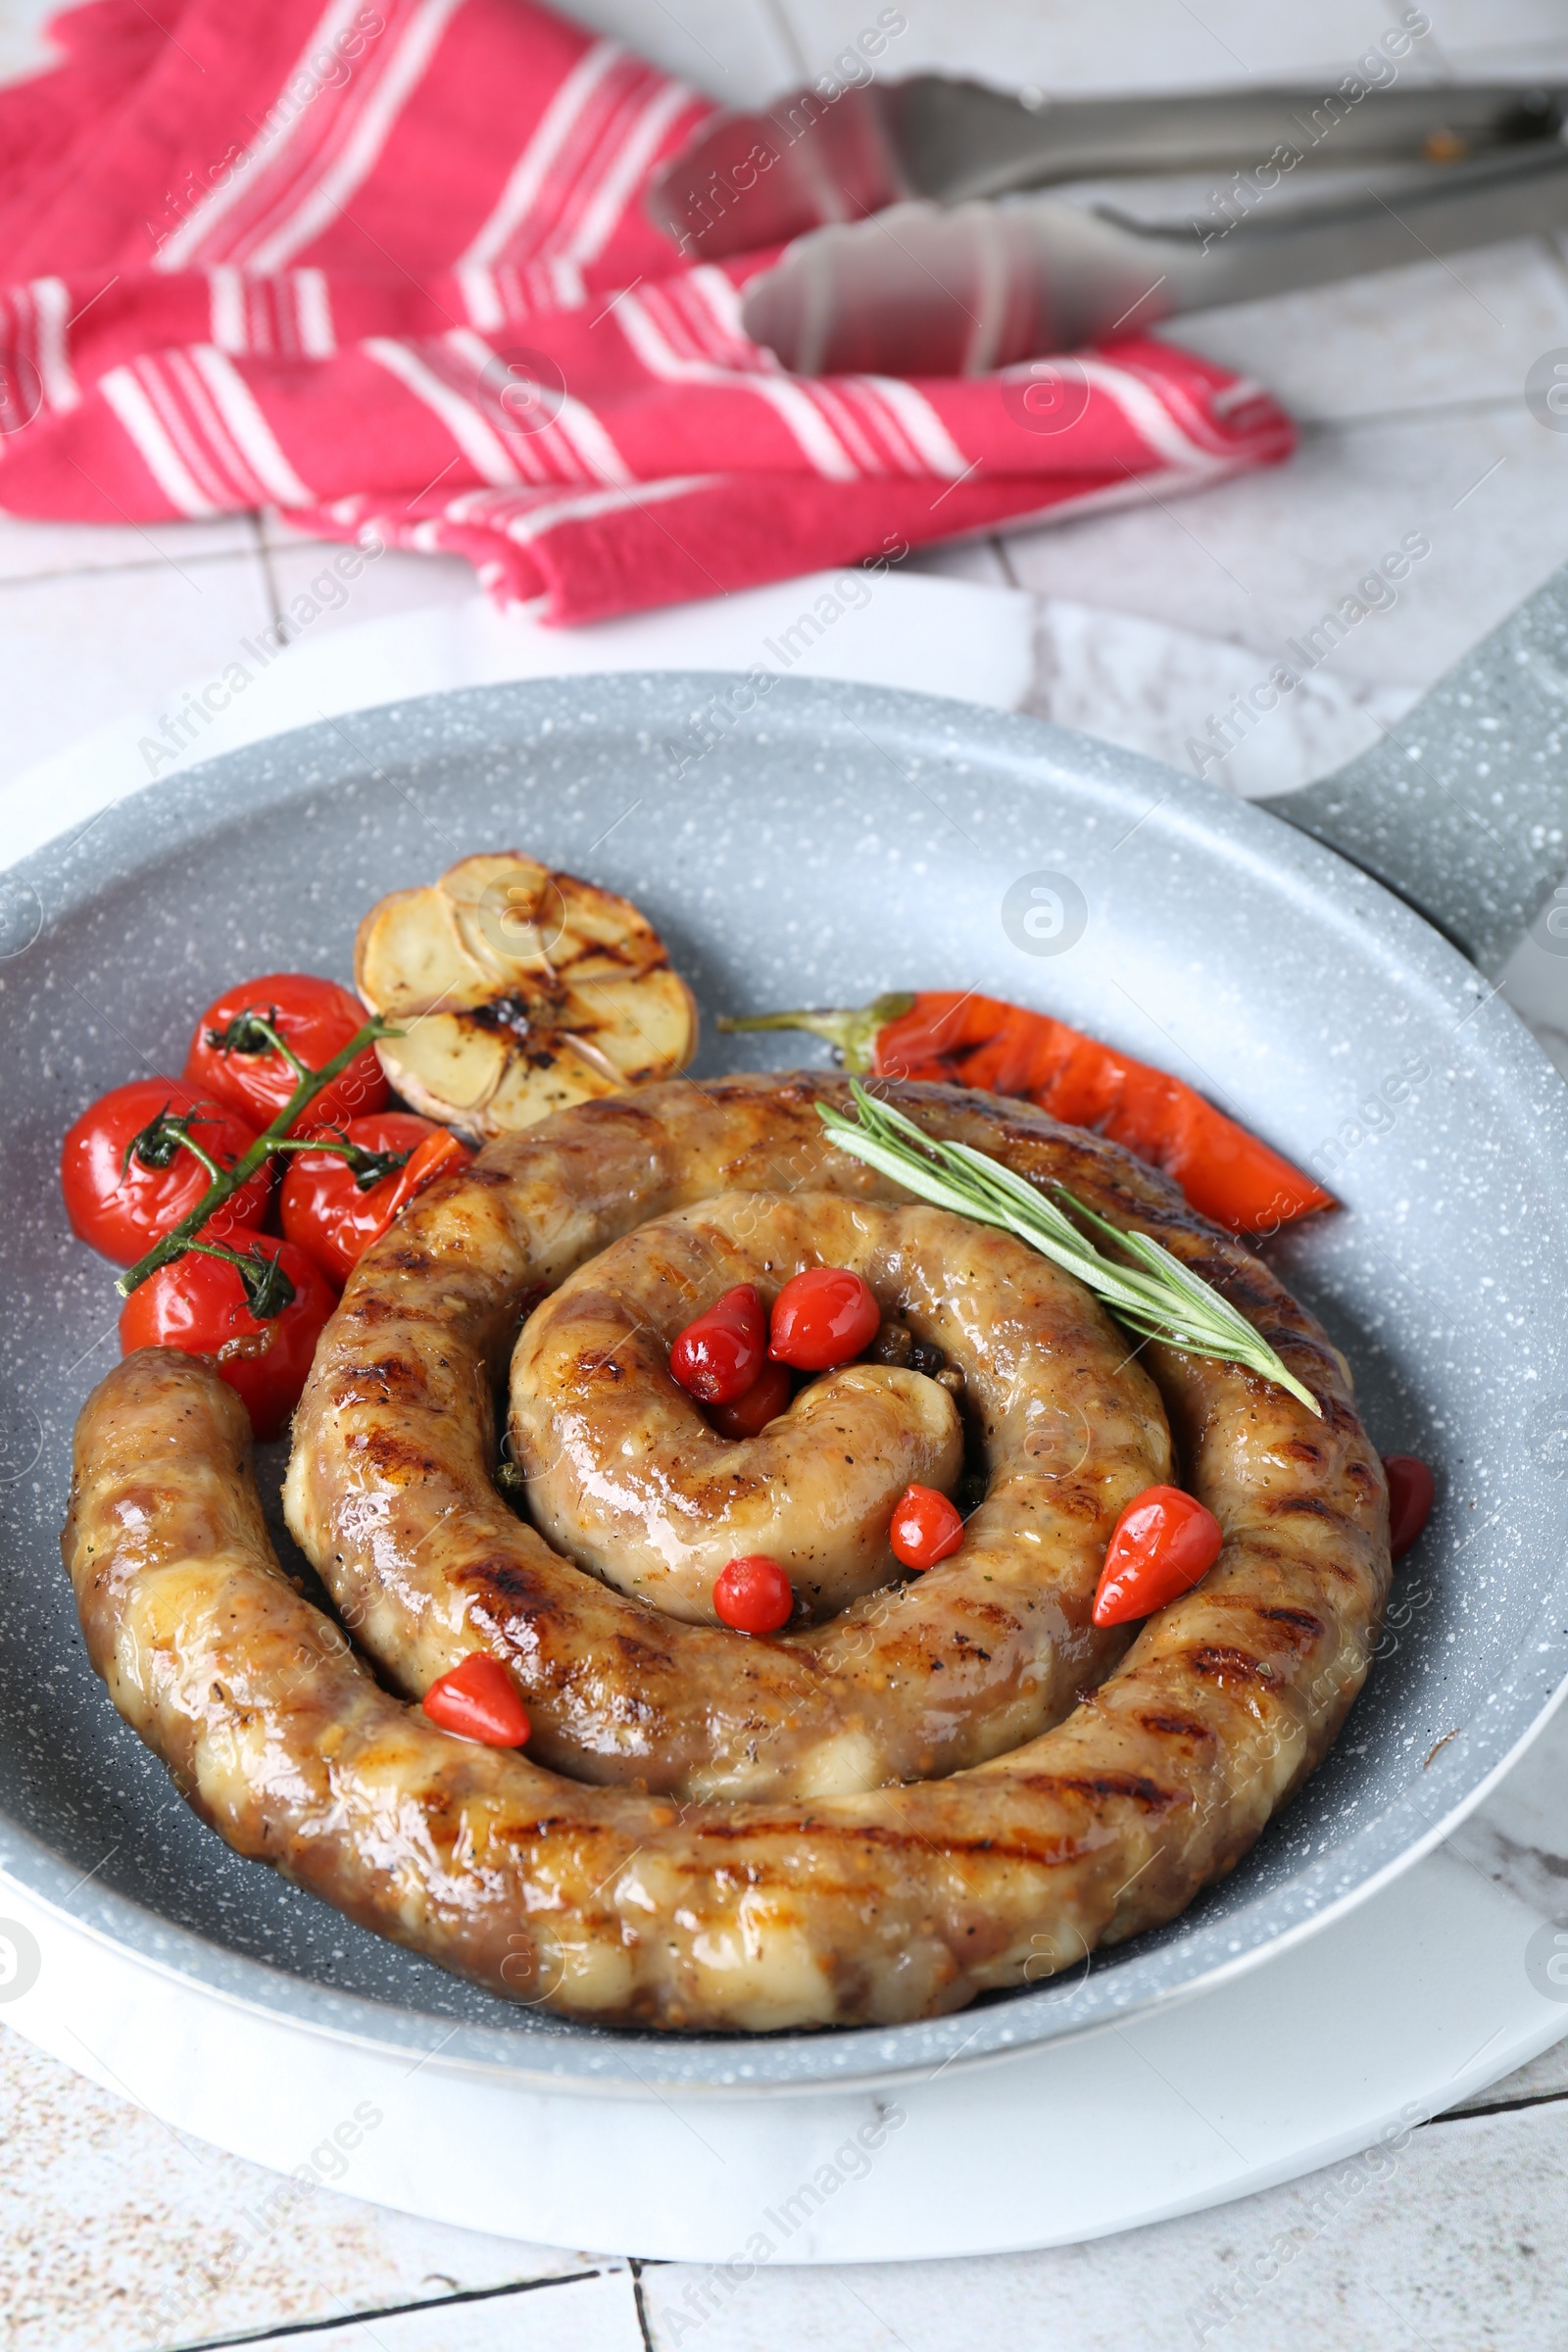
[1253,1605,1327,1642]
[686,1817,1099,1872]
[1137,1709,1216,1743]
[1186,1643,1278,1690]
[79,1070,1393,2030]
[1264,1493,1347,1525]
[455,1555,551,1613]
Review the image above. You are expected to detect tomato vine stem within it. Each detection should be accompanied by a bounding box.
[115,1016,400,1299]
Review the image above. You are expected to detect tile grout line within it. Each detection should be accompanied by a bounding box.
[758,0,809,80]
[175,2265,612,2352]
[251,510,285,635]
[629,2253,660,2351]
[0,544,267,595]
[1277,387,1548,440]
[1429,2082,1568,2130]
[989,534,1023,590]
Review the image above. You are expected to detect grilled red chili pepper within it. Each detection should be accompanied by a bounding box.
[1382,1454,1435,1559]
[670,1283,767,1404]
[421,1652,531,1746]
[719,990,1333,1236]
[769,1266,880,1370]
[707,1358,793,1439]
[890,1484,964,1571]
[713,1554,795,1634]
[1092,1485,1225,1626]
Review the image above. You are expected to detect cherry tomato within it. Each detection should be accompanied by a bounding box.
[421,1652,531,1747]
[61,1077,270,1266]
[1383,1454,1435,1560]
[890,1483,964,1571]
[119,1239,336,1442]
[1092,1485,1224,1628]
[184,972,388,1136]
[768,1266,880,1371]
[713,1554,794,1634]
[707,1359,793,1440]
[280,1114,472,1286]
[670,1283,766,1404]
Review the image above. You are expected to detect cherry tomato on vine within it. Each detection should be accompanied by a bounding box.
[707,1358,793,1440]
[61,1078,270,1266]
[280,1113,472,1286]
[890,1484,964,1571]
[768,1266,880,1372]
[1092,1485,1224,1628]
[670,1283,766,1404]
[712,1554,795,1634]
[119,1239,336,1442]
[1383,1454,1435,1559]
[421,1652,531,1747]
[184,972,388,1135]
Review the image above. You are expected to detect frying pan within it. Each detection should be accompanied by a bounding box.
[2,566,1567,2094]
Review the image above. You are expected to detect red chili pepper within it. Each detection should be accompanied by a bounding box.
[1092,1485,1225,1627]
[890,1484,964,1571]
[1382,1454,1435,1560]
[769,1266,880,1371]
[713,1554,795,1634]
[421,1652,531,1746]
[360,1127,472,1255]
[670,1283,767,1404]
[718,990,1333,1236]
[707,1358,793,1439]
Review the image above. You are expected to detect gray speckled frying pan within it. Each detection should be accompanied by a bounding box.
[3,569,1568,2094]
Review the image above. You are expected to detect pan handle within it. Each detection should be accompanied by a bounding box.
[1254,563,1568,977]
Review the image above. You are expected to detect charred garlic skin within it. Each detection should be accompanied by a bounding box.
[354,851,697,1139]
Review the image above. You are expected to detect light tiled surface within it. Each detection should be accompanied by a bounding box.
[999,404,1568,693]
[1152,237,1568,426]
[784,0,1408,93]
[5,3,1568,2347]
[0,549,276,782]
[643,2105,1568,2351]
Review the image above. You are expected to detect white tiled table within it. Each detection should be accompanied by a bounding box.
[5,3,1568,2345]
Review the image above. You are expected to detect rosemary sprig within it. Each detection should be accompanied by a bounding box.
[817,1082,1321,1416]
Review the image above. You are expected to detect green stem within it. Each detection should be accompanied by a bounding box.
[715,992,914,1075]
[116,1016,399,1299]
[182,1239,297,1319]
[266,1133,414,1189]
[207,1009,310,1082]
[122,1105,224,1185]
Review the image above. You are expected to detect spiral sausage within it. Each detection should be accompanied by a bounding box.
[513,1194,970,1623]
[64,1076,1390,2034]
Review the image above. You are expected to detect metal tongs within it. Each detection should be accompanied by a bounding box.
[647,77,1568,374]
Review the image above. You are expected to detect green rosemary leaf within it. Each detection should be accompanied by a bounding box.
[817,1082,1321,1416]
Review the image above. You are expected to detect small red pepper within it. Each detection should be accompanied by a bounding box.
[670,1283,767,1404]
[360,1127,472,1255]
[421,1652,531,1746]
[769,1266,880,1370]
[1092,1485,1225,1627]
[719,990,1333,1236]
[707,1358,793,1438]
[1382,1454,1435,1559]
[890,1484,964,1571]
[713,1554,795,1634]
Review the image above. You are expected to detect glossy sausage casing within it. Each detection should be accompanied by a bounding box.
[64,1076,1390,2033]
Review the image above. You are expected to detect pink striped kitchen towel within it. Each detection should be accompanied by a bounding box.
[0,0,1295,624]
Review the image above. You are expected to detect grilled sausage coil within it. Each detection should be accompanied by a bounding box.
[63,1076,1390,2033]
